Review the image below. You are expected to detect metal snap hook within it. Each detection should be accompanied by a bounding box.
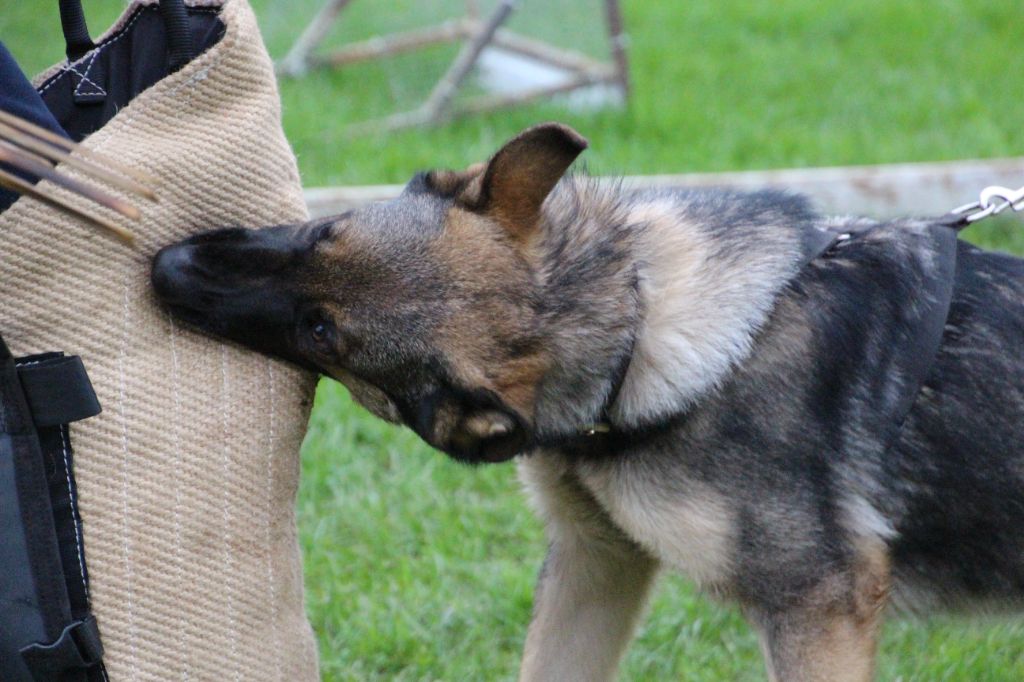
[951,183,1024,223]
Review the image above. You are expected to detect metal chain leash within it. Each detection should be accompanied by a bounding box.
[950,184,1024,223]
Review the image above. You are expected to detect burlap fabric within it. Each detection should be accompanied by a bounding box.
[0,1,320,679]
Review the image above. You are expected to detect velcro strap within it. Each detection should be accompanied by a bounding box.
[20,615,104,680]
[16,356,101,427]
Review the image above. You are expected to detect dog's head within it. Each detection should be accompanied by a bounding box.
[152,123,587,463]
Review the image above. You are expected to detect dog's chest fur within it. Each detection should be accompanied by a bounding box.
[519,452,736,588]
[581,459,736,586]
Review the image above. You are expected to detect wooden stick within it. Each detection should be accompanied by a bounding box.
[418,0,517,121]
[0,168,135,244]
[348,68,617,135]
[314,20,466,68]
[0,141,142,219]
[0,108,79,152]
[277,0,354,76]
[0,109,159,192]
[457,71,615,116]
[0,120,157,201]
[486,27,608,74]
[604,0,630,98]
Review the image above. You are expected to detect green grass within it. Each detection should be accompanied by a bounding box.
[5,1,1024,679]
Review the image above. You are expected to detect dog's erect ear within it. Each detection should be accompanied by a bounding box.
[462,122,588,240]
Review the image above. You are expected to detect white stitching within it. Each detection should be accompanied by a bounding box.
[265,358,282,681]
[37,8,146,96]
[117,279,139,680]
[70,51,107,98]
[59,425,92,604]
[220,347,240,680]
[168,314,192,682]
[36,63,69,96]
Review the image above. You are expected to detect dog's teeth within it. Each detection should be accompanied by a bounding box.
[488,422,511,437]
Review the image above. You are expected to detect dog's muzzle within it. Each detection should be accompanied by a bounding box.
[151,227,310,366]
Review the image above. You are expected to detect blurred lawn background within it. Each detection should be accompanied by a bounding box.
[4,1,1024,679]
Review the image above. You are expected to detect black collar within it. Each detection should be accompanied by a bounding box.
[577,264,641,437]
[577,329,636,437]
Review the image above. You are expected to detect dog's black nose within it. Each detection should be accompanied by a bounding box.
[151,244,194,304]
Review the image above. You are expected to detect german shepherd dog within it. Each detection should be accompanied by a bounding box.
[152,123,1024,681]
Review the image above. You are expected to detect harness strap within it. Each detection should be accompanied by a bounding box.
[883,223,957,445]
[20,616,104,680]
[58,0,96,62]
[571,217,958,459]
[16,355,102,427]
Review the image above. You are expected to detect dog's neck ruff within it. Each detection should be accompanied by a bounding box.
[531,179,828,439]
[579,225,839,438]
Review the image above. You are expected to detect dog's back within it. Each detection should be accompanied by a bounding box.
[725,217,1024,614]
[886,241,1024,611]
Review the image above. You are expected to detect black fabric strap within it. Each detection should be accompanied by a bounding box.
[159,0,196,74]
[879,223,958,448]
[16,355,101,427]
[934,211,972,231]
[58,0,96,62]
[58,0,105,105]
[0,349,72,681]
[20,616,104,681]
[801,225,842,265]
[587,226,841,434]
[1,332,106,682]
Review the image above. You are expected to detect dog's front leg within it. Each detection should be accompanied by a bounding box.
[747,542,891,682]
[518,457,659,682]
[752,606,883,682]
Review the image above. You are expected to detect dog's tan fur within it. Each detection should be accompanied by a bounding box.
[517,454,659,682]
[431,205,549,418]
[751,540,890,682]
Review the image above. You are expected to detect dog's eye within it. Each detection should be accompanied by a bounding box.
[311,322,328,343]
